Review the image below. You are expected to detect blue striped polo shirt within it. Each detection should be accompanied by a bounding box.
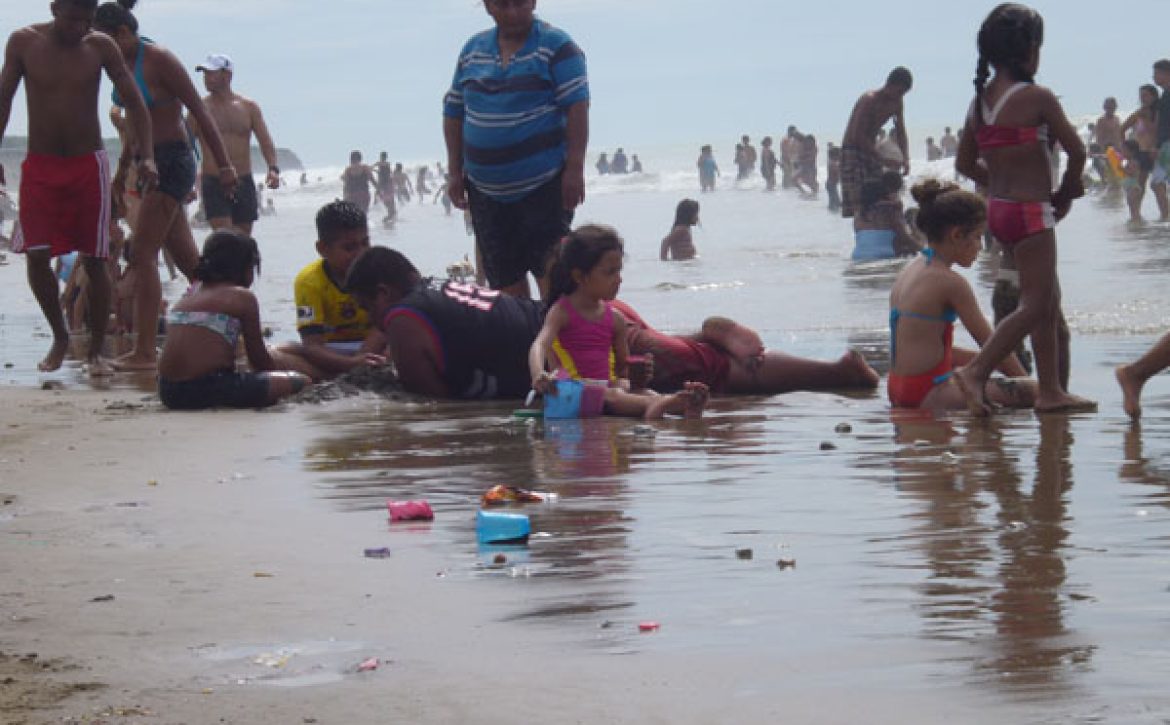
[444,19,589,203]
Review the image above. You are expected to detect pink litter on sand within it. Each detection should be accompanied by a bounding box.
[638,621,660,633]
[357,657,379,672]
[386,500,434,522]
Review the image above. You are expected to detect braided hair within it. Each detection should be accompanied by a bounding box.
[974,3,1044,127]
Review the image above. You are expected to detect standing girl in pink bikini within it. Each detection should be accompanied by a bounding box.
[528,225,708,419]
[953,2,1095,414]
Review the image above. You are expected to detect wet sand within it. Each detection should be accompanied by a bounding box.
[4,173,1170,722]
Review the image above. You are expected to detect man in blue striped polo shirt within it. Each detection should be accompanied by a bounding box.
[443,0,590,299]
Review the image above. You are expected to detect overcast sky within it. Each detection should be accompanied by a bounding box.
[2,0,1167,165]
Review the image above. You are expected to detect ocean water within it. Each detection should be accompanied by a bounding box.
[3,153,1170,720]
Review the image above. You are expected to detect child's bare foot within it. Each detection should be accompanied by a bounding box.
[953,368,993,416]
[682,381,709,418]
[1035,391,1098,414]
[701,317,764,368]
[38,337,70,372]
[1117,365,1145,420]
[841,349,880,388]
[112,351,158,371]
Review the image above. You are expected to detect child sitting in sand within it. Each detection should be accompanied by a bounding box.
[157,231,309,410]
[661,199,700,261]
[529,225,709,419]
[279,201,387,380]
[888,180,1035,411]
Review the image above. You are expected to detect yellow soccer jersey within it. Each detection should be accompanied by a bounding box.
[294,259,369,343]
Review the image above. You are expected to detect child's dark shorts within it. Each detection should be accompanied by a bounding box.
[466,173,573,289]
[159,370,271,410]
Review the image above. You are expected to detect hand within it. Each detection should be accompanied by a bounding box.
[136,159,159,193]
[628,354,654,389]
[1052,192,1073,221]
[218,166,239,198]
[265,169,281,190]
[447,175,468,210]
[532,371,556,395]
[361,352,388,367]
[561,164,585,210]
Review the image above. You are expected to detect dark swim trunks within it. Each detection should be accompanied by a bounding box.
[467,172,573,290]
[611,300,729,393]
[202,174,259,224]
[152,141,198,202]
[158,370,270,410]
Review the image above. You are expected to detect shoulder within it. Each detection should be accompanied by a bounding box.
[294,259,324,288]
[1028,84,1060,105]
[536,21,574,47]
[9,24,44,48]
[459,29,494,56]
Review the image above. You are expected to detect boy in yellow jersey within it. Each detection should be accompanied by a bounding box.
[278,201,386,380]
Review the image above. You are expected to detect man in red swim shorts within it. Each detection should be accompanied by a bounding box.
[0,0,156,374]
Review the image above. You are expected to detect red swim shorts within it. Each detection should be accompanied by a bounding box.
[612,300,729,393]
[13,151,111,259]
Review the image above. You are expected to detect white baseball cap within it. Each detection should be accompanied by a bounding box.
[196,54,234,73]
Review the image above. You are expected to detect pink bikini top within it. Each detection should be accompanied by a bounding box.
[974,82,1050,150]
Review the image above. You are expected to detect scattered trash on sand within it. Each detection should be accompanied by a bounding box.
[819,441,837,451]
[736,548,753,560]
[387,500,434,522]
[356,657,379,672]
[90,594,115,603]
[477,510,531,545]
[776,559,796,570]
[835,422,853,434]
[481,485,552,506]
[638,621,660,633]
[363,547,392,559]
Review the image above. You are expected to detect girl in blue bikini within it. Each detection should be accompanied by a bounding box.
[888,181,1034,411]
[157,231,309,410]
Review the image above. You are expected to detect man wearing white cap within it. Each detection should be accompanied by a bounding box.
[188,53,280,235]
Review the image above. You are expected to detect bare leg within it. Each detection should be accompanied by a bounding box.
[80,255,114,376]
[164,211,200,281]
[700,316,764,363]
[952,231,1093,414]
[1152,181,1169,222]
[1116,331,1170,419]
[643,382,709,419]
[115,192,180,369]
[25,248,70,372]
[264,372,311,405]
[725,348,879,394]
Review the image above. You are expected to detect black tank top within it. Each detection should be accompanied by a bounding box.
[389,280,544,399]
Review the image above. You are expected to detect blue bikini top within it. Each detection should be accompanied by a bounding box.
[112,37,157,109]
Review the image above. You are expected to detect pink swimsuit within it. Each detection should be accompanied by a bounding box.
[551,298,615,417]
[974,83,1058,246]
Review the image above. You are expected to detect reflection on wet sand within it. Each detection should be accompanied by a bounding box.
[890,413,1093,697]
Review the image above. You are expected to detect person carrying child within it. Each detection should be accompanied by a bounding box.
[661,199,699,261]
[157,230,309,409]
[529,225,709,419]
[888,180,1035,410]
[952,3,1095,415]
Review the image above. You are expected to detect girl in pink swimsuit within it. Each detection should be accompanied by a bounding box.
[952,3,1095,415]
[528,225,709,419]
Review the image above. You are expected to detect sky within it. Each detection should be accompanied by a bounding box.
[2,0,1168,166]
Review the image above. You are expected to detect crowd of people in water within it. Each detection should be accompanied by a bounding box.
[2,0,1170,424]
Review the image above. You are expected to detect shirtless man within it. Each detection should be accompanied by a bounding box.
[1095,97,1123,151]
[0,0,156,375]
[939,126,959,158]
[189,54,279,236]
[840,66,912,218]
